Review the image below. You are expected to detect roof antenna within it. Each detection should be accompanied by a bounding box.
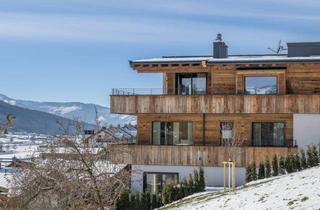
[268,40,287,54]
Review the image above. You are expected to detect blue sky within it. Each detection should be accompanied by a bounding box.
[0,0,320,106]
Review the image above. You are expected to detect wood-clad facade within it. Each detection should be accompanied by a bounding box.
[136,113,293,146]
[111,55,320,167]
[111,94,320,114]
[111,145,297,167]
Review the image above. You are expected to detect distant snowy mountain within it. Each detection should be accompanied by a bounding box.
[0,94,136,126]
[0,101,95,135]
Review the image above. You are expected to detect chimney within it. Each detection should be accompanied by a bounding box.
[213,33,228,58]
[287,42,320,57]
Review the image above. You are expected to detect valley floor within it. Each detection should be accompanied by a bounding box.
[160,166,320,210]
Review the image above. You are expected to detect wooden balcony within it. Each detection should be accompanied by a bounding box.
[110,145,297,167]
[110,94,320,114]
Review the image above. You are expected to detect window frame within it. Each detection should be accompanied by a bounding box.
[143,172,179,193]
[151,121,193,145]
[175,73,208,95]
[220,121,234,145]
[244,76,278,95]
[251,121,286,147]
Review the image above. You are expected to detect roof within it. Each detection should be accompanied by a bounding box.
[130,54,320,65]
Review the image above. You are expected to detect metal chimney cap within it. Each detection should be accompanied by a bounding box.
[216,33,223,42]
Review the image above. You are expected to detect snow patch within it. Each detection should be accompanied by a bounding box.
[163,166,320,210]
[43,105,81,115]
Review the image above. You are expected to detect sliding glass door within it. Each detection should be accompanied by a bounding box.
[252,122,285,146]
[152,122,193,145]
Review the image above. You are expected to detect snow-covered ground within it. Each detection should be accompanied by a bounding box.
[160,166,320,210]
[0,134,47,190]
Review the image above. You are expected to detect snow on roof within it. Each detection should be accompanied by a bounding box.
[131,54,320,65]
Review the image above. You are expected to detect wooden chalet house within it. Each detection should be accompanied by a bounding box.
[110,34,320,193]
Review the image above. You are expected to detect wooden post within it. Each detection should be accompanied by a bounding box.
[222,160,236,192]
[223,162,227,192]
[232,162,236,192]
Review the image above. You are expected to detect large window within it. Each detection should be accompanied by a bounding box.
[252,122,285,146]
[152,122,193,145]
[143,172,178,193]
[176,73,207,95]
[245,76,277,94]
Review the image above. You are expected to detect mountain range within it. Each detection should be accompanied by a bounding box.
[0,94,136,134]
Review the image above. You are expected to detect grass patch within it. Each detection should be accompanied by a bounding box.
[301,196,309,202]
[287,199,298,206]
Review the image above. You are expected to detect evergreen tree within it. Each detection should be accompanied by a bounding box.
[293,153,301,171]
[300,149,307,169]
[131,194,141,210]
[181,180,190,197]
[265,158,271,178]
[141,192,151,210]
[318,144,320,164]
[193,169,200,192]
[151,194,161,209]
[188,174,195,194]
[258,162,265,179]
[306,145,319,167]
[285,154,293,173]
[252,162,257,180]
[312,145,319,165]
[162,184,173,205]
[198,167,206,191]
[272,155,279,176]
[279,156,286,175]
[116,189,130,210]
[307,145,313,167]
[245,163,253,182]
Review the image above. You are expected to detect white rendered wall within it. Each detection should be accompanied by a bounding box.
[131,165,246,193]
[294,114,320,148]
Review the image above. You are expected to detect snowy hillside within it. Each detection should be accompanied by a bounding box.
[161,166,320,210]
[0,93,136,126]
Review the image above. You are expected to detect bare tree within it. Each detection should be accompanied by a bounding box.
[4,120,131,210]
[0,114,15,135]
[222,138,246,163]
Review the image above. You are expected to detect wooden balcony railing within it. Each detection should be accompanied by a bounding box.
[110,145,297,167]
[110,94,320,114]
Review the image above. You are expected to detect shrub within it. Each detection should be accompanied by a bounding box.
[279,156,286,175]
[162,184,173,205]
[300,149,307,169]
[151,193,161,209]
[116,189,130,210]
[181,180,190,197]
[246,162,258,182]
[307,145,319,167]
[258,162,265,179]
[265,158,271,178]
[285,154,293,173]
[292,153,301,172]
[131,194,142,210]
[252,162,257,180]
[198,167,206,191]
[272,155,279,176]
[245,163,253,182]
[188,173,195,194]
[141,191,151,210]
[193,169,200,192]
